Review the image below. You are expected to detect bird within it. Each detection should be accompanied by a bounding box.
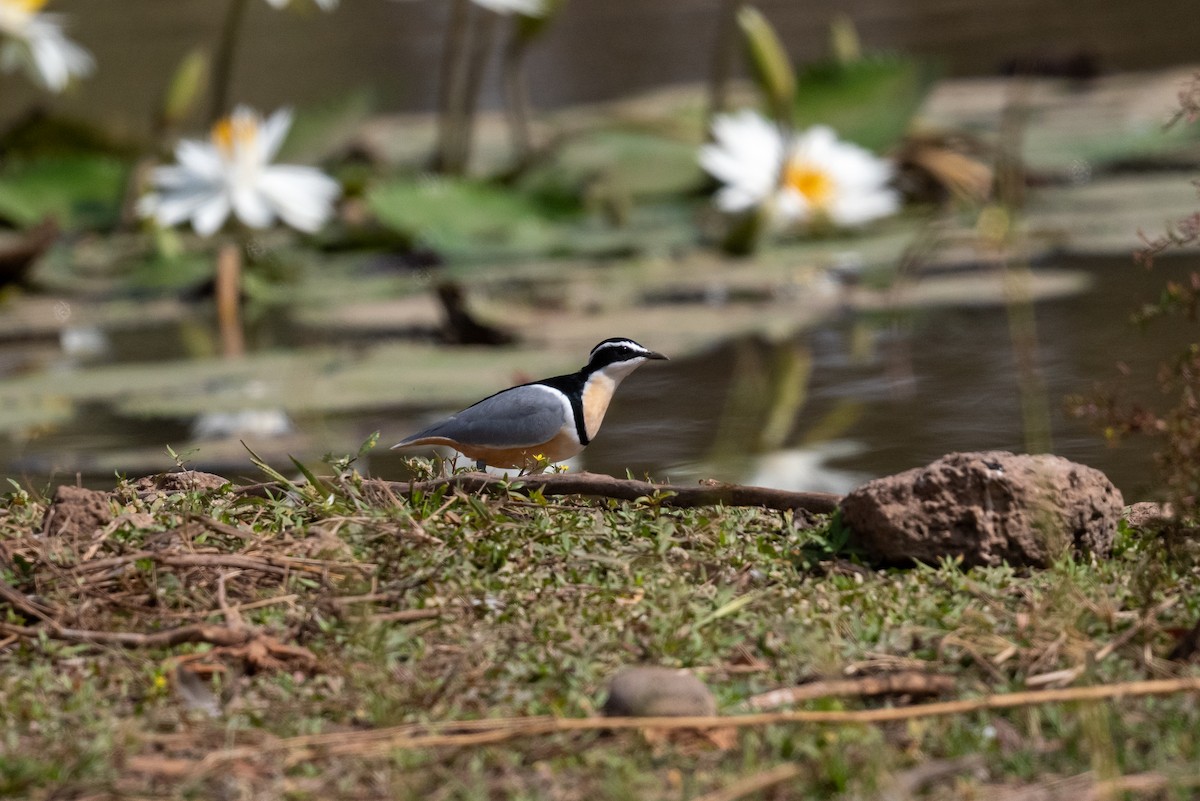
[392,338,668,470]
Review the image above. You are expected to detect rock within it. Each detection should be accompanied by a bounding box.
[41,485,114,539]
[601,666,716,717]
[839,451,1123,567]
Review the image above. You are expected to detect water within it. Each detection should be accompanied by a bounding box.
[3,253,1193,499]
[571,254,1195,501]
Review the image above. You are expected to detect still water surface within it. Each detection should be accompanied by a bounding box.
[2,254,1192,500]
[572,254,1191,501]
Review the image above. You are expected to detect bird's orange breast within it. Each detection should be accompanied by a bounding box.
[402,427,584,469]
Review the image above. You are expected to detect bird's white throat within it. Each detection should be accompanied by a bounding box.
[581,358,645,440]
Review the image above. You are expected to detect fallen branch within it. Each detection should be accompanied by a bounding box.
[0,620,256,648]
[69,551,359,580]
[693,763,803,801]
[196,675,1200,764]
[0,619,317,670]
[0,577,58,622]
[742,671,957,711]
[385,472,842,515]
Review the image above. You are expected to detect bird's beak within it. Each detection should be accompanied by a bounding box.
[646,350,668,361]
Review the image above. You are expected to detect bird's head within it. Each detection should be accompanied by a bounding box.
[584,338,668,381]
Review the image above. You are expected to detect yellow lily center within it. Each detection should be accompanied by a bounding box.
[211,114,259,158]
[784,161,835,207]
[5,0,48,13]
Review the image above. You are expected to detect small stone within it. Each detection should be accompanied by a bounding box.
[601,666,716,717]
[839,451,1123,568]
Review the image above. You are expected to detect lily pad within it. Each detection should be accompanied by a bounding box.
[0,155,129,230]
[367,176,566,261]
[277,88,377,164]
[794,56,934,152]
[520,127,705,204]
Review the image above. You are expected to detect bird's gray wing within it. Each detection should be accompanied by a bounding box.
[397,384,567,448]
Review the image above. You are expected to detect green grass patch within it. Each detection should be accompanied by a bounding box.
[1,461,1199,798]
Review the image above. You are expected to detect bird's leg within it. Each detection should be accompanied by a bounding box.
[475,458,487,471]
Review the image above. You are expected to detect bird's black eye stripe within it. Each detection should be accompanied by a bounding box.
[589,339,647,360]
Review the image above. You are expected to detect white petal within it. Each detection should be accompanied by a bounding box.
[12,16,92,92]
[175,140,225,180]
[258,166,340,232]
[192,194,233,237]
[472,0,545,16]
[258,108,294,164]
[826,188,900,226]
[701,109,787,212]
[231,186,276,229]
[773,189,811,225]
[712,185,760,214]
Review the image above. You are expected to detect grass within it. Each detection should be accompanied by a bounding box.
[2,455,1200,800]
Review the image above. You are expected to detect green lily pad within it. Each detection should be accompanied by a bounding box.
[794,56,934,151]
[0,155,129,230]
[366,176,570,261]
[520,127,705,205]
[277,88,377,164]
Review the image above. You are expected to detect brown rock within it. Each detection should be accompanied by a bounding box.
[41,485,114,539]
[601,667,716,717]
[839,451,1123,568]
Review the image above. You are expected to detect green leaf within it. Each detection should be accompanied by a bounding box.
[161,49,210,130]
[366,176,565,260]
[519,128,704,204]
[277,89,376,164]
[794,56,934,152]
[289,455,331,497]
[737,6,796,124]
[0,156,129,229]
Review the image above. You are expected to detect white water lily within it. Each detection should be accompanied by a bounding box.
[700,109,899,228]
[0,0,92,92]
[139,106,341,237]
[262,0,338,10]
[471,0,547,16]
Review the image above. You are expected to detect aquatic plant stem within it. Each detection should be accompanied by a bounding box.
[995,78,1052,454]
[456,7,499,172]
[215,241,245,358]
[433,0,472,173]
[208,0,251,125]
[502,33,534,166]
[705,0,741,130]
[433,0,497,175]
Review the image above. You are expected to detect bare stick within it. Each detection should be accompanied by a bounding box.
[70,551,359,579]
[0,577,58,623]
[383,471,841,515]
[197,676,1200,762]
[0,620,256,649]
[693,763,803,801]
[216,572,245,630]
[743,671,956,712]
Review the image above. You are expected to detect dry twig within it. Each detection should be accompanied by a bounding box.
[743,671,956,711]
[692,763,803,801]
[388,472,842,515]
[193,676,1200,764]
